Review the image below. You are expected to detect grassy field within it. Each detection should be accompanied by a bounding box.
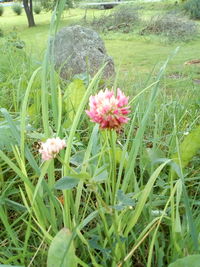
[1,1,200,266]
[1,3,200,76]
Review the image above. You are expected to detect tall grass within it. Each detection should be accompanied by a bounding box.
[0,0,200,266]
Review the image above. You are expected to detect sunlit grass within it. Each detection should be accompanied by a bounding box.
[1,4,200,84]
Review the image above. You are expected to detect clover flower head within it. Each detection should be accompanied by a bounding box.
[86,88,130,130]
[39,137,66,161]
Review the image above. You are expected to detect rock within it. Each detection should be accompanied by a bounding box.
[53,25,115,80]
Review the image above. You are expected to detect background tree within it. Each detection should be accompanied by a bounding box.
[40,0,73,11]
[23,0,35,27]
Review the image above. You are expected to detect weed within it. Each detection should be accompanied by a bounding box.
[141,12,198,42]
[87,4,140,33]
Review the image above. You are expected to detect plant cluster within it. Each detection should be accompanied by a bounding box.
[40,0,73,10]
[88,4,140,33]
[141,12,198,42]
[81,6,198,42]
[12,2,23,15]
[1,41,200,265]
[184,0,200,19]
[34,4,42,14]
[0,33,33,110]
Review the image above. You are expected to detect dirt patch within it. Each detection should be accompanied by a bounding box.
[193,79,200,84]
[184,59,200,65]
[168,73,185,79]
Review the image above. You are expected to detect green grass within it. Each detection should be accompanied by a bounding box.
[1,1,200,266]
[1,7,107,53]
[1,2,200,94]
[1,2,200,110]
[1,4,200,71]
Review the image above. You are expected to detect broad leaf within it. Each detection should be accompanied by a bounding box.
[64,79,86,127]
[172,125,200,168]
[112,190,135,210]
[92,167,108,182]
[115,147,128,168]
[55,176,80,190]
[169,255,200,267]
[0,120,18,150]
[47,228,77,267]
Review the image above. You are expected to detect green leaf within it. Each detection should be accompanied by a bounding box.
[115,147,128,168]
[64,79,86,127]
[47,228,77,267]
[5,199,27,212]
[0,265,24,267]
[117,190,135,206]
[172,125,200,168]
[169,255,200,267]
[92,167,108,182]
[70,172,91,180]
[112,190,135,210]
[55,176,80,190]
[0,119,18,150]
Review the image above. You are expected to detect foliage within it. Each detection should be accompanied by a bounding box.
[1,1,200,266]
[1,38,200,266]
[63,79,86,128]
[34,5,42,14]
[173,125,200,168]
[12,3,23,16]
[184,0,200,19]
[87,4,140,33]
[0,33,35,111]
[141,12,198,42]
[0,4,4,16]
[47,228,77,267]
[40,0,53,10]
[169,255,200,267]
[113,4,140,24]
[40,0,73,10]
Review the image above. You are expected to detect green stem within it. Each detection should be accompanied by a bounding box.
[109,130,117,204]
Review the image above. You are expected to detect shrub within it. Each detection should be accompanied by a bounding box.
[12,3,23,15]
[141,12,198,42]
[0,4,4,16]
[112,4,140,25]
[89,4,140,33]
[40,0,55,11]
[184,0,200,19]
[34,5,42,14]
[5,31,25,49]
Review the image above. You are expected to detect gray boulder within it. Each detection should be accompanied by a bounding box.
[53,25,115,79]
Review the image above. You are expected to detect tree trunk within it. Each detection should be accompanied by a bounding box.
[23,0,36,27]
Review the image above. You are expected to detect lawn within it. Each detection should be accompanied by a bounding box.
[1,2,200,76]
[1,1,200,266]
